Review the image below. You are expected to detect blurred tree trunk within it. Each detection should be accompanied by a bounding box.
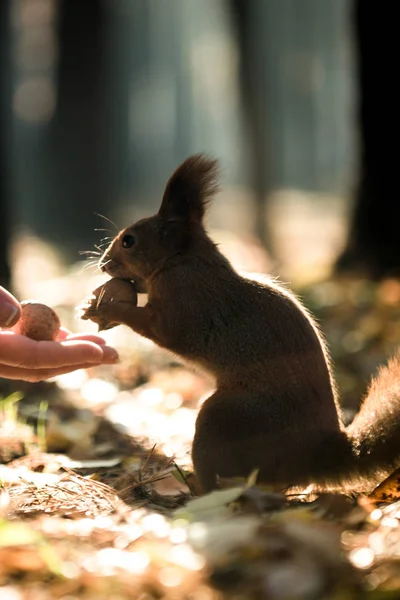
[229,0,274,255]
[336,0,398,278]
[49,0,110,258]
[0,0,11,289]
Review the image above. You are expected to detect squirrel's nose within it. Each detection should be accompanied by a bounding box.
[99,255,110,272]
[99,254,117,274]
[99,248,112,271]
[100,260,111,272]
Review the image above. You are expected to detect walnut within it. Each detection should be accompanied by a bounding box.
[79,278,138,331]
[15,301,61,341]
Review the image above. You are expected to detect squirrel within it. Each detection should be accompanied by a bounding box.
[81,154,400,494]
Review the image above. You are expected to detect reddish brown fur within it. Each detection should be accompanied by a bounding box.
[83,155,400,492]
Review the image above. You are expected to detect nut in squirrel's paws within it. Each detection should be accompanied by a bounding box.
[79,278,138,331]
[13,301,61,341]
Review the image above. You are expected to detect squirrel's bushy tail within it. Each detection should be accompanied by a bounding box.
[346,354,400,479]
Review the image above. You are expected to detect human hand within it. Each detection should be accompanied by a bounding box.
[0,287,119,382]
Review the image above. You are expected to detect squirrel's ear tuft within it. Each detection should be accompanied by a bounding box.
[158,154,219,224]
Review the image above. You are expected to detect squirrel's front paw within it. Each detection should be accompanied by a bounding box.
[79,278,138,331]
[79,295,116,331]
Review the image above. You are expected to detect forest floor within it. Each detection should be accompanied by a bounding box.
[2,230,400,599]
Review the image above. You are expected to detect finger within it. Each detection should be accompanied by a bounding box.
[55,327,70,340]
[0,362,104,382]
[63,332,108,345]
[55,328,108,346]
[14,327,109,348]
[60,339,118,363]
[0,287,21,327]
[55,332,118,361]
[98,345,119,363]
[0,332,117,368]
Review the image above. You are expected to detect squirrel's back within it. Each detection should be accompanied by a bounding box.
[152,243,338,407]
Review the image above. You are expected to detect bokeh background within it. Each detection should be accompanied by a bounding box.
[0,0,395,294]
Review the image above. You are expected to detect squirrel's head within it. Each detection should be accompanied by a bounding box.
[99,154,219,284]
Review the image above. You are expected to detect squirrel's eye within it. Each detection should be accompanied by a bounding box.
[121,234,136,249]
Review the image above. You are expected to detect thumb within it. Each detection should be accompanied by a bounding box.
[0,287,21,327]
